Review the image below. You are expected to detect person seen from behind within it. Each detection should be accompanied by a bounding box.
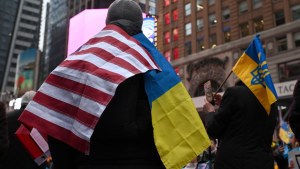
[203,80,278,169]
[0,101,8,159]
[289,79,300,141]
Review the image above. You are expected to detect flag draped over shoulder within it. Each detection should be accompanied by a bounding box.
[18,25,159,154]
[133,33,210,169]
[232,35,278,114]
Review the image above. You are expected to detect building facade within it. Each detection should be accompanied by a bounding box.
[44,0,68,74]
[1,0,42,94]
[157,0,300,114]
[0,0,20,96]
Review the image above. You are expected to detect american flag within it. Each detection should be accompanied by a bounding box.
[18,25,159,154]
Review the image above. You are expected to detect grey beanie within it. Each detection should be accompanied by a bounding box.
[106,0,143,30]
[21,90,36,105]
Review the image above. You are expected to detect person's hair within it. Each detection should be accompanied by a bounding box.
[235,80,245,86]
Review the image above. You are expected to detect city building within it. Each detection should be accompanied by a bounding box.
[0,0,21,99]
[1,0,42,95]
[157,0,300,116]
[44,0,68,75]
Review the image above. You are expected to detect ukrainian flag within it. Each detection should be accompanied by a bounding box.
[279,121,291,144]
[232,35,278,114]
[133,33,210,169]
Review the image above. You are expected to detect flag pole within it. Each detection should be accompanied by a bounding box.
[213,70,233,98]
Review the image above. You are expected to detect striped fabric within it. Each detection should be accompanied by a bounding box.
[18,25,159,154]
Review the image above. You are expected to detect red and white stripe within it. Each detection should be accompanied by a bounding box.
[18,25,159,154]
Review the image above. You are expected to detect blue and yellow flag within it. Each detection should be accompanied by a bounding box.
[232,35,278,114]
[279,121,291,144]
[134,34,210,169]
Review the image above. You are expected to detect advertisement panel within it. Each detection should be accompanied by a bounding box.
[15,48,37,97]
[142,17,155,45]
[67,9,147,56]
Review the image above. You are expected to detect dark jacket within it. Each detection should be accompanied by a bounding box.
[48,74,165,169]
[205,85,278,169]
[289,79,300,140]
[0,102,8,159]
[1,106,44,169]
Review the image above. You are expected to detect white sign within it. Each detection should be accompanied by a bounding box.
[274,80,297,97]
[192,80,297,109]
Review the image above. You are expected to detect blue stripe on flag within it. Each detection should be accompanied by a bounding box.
[133,33,181,103]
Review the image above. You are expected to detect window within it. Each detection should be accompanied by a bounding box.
[253,18,264,33]
[172,9,178,21]
[197,38,205,52]
[196,0,203,11]
[222,8,230,21]
[173,47,179,60]
[185,22,192,36]
[252,0,262,9]
[185,41,192,56]
[164,0,170,6]
[164,13,170,25]
[173,28,178,41]
[209,34,217,48]
[197,18,204,31]
[295,32,300,47]
[149,6,156,15]
[164,32,170,44]
[240,23,249,37]
[276,36,287,52]
[278,59,300,81]
[208,0,215,5]
[223,27,231,43]
[185,3,191,16]
[275,11,285,26]
[239,1,248,14]
[209,13,217,26]
[164,50,171,62]
[292,4,300,21]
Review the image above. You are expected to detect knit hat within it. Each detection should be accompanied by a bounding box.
[21,90,36,105]
[106,0,143,31]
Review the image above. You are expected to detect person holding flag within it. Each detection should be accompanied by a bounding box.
[18,0,210,169]
[203,35,278,169]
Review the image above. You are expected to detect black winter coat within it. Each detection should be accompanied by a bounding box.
[48,74,165,169]
[289,79,300,140]
[0,102,8,159]
[205,85,278,169]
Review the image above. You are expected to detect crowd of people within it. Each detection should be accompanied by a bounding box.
[0,0,299,169]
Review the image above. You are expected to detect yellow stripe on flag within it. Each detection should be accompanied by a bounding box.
[152,82,210,169]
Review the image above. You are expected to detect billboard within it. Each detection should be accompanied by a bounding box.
[67,9,148,56]
[15,48,37,97]
[142,16,156,45]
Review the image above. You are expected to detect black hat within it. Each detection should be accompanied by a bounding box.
[106,0,143,30]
